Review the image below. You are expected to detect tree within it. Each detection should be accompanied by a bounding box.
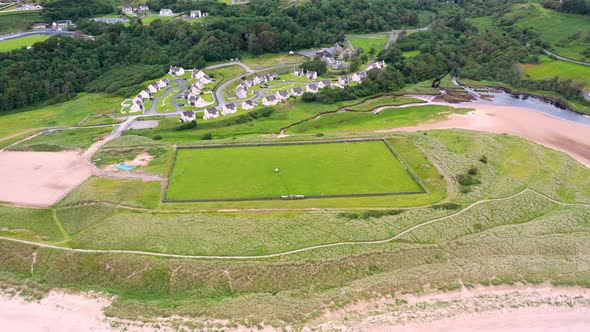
[301,58,327,75]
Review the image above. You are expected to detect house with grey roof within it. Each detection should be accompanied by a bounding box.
[203,107,219,120]
[221,103,238,115]
[275,90,290,102]
[262,95,278,106]
[305,83,318,93]
[290,87,304,97]
[318,79,332,89]
[242,99,256,110]
[180,111,196,122]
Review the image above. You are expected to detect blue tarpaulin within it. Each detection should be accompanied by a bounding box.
[116,163,136,171]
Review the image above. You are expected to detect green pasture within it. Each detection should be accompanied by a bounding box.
[8,126,113,152]
[348,34,389,54]
[166,140,422,200]
[0,35,50,52]
[0,11,43,34]
[521,56,590,88]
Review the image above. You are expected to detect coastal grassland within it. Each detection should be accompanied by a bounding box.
[0,93,121,142]
[7,126,113,152]
[468,2,590,60]
[93,142,172,177]
[0,11,43,34]
[79,115,123,127]
[0,207,61,242]
[165,141,422,201]
[0,35,50,53]
[240,53,306,70]
[348,34,389,53]
[287,105,472,134]
[521,56,590,88]
[0,130,588,327]
[345,95,422,111]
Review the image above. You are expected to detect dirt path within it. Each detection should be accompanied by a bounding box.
[0,189,586,259]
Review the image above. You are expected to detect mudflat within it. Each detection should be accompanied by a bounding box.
[0,151,92,206]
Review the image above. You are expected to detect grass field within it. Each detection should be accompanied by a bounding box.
[8,126,114,152]
[0,93,121,142]
[348,34,389,54]
[240,53,305,70]
[166,140,422,201]
[521,56,590,88]
[0,35,50,52]
[0,11,43,34]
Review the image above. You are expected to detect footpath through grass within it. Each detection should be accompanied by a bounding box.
[166,140,422,201]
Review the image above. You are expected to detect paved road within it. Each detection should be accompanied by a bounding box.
[0,29,94,42]
[146,78,189,115]
[205,61,254,73]
[543,49,590,66]
[0,189,585,259]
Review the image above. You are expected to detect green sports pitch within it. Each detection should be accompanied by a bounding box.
[165,140,424,201]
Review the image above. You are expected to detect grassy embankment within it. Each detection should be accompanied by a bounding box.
[0,129,589,329]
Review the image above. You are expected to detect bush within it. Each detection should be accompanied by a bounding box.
[178,120,197,130]
[479,155,488,163]
[467,167,478,175]
[431,203,461,210]
[201,133,213,140]
[456,174,480,186]
[339,209,404,220]
[152,135,162,140]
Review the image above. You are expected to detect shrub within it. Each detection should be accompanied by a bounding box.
[431,203,461,210]
[339,209,404,220]
[152,135,162,140]
[201,133,213,140]
[479,155,488,163]
[456,174,480,186]
[178,120,196,130]
[467,167,478,175]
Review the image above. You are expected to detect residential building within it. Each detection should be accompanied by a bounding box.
[53,20,73,28]
[203,107,219,120]
[169,66,185,76]
[242,99,256,110]
[159,9,174,16]
[189,84,201,95]
[138,5,150,12]
[236,86,248,99]
[275,90,290,102]
[157,79,170,89]
[306,70,317,80]
[19,4,43,11]
[188,96,208,108]
[221,103,238,115]
[199,75,212,85]
[194,80,204,90]
[351,71,366,83]
[290,87,304,97]
[31,23,47,30]
[147,83,159,93]
[137,90,151,99]
[190,10,202,19]
[338,76,350,86]
[294,68,304,76]
[305,83,318,93]
[122,5,133,14]
[130,99,144,113]
[318,79,332,89]
[180,111,196,122]
[262,95,278,106]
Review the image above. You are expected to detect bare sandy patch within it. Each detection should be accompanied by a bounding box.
[0,151,92,206]
[103,152,154,173]
[377,105,590,167]
[129,120,159,130]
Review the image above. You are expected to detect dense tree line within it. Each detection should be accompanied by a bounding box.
[0,0,434,112]
[542,0,590,15]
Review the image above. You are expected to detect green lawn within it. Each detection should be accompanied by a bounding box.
[241,53,305,70]
[0,35,50,52]
[521,56,590,88]
[403,50,420,58]
[141,15,175,25]
[166,140,422,200]
[348,34,389,54]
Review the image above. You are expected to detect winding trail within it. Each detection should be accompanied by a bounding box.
[543,49,590,66]
[0,189,587,260]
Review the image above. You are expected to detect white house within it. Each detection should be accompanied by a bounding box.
[305,83,318,93]
[190,10,202,18]
[189,84,201,95]
[236,86,248,99]
[122,5,133,14]
[188,96,209,107]
[159,9,174,16]
[194,80,204,90]
[267,72,278,81]
[294,68,304,76]
[203,107,219,120]
[138,5,150,12]
[180,111,196,122]
[221,103,238,115]
[351,71,366,83]
[306,71,317,80]
[130,99,144,113]
[137,90,151,99]
[290,87,304,97]
[199,74,213,84]
[157,79,170,89]
[242,99,256,110]
[19,4,43,11]
[243,79,253,88]
[169,66,185,76]
[31,23,47,29]
[275,90,290,102]
[317,79,332,89]
[192,69,204,79]
[262,95,278,106]
[147,83,159,93]
[338,76,350,86]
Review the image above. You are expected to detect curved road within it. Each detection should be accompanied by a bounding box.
[0,189,586,260]
[543,49,590,66]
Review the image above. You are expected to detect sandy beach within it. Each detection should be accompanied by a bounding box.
[377,104,590,167]
[0,151,93,206]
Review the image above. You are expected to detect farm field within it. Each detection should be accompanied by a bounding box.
[166,140,422,201]
[0,35,50,52]
[521,56,590,88]
[348,34,389,53]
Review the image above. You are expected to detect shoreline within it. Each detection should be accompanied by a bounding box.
[378,104,590,168]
